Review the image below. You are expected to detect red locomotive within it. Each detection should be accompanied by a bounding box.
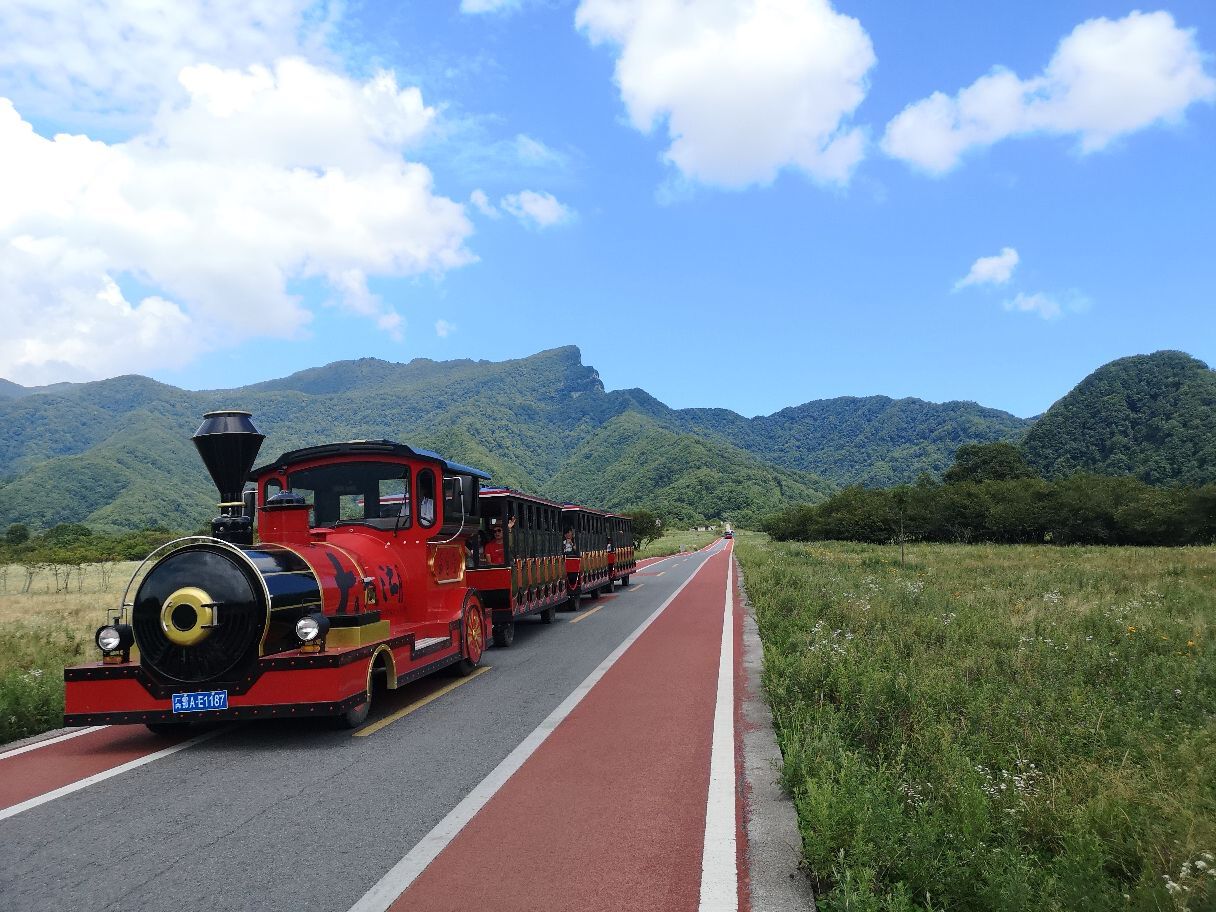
[64,412,493,731]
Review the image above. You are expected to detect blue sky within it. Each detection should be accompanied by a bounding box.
[0,1,1213,419]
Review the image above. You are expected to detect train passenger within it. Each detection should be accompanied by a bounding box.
[562,527,579,557]
[483,516,515,564]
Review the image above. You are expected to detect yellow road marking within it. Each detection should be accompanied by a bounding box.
[353,666,491,737]
[628,584,645,593]
[569,605,603,625]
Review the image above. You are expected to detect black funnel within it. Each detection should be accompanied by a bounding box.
[192,411,265,504]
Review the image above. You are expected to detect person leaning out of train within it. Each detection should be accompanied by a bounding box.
[483,515,515,565]
[562,527,579,557]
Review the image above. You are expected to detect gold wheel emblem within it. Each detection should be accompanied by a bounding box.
[160,587,216,647]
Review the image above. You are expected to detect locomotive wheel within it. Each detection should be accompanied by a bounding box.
[145,721,189,737]
[540,602,556,624]
[455,598,486,675]
[587,586,601,600]
[338,694,371,729]
[492,619,515,648]
[620,575,631,587]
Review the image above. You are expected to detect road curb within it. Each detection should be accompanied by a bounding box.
[737,562,817,911]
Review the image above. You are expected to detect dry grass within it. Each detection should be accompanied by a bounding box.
[0,561,138,634]
[0,561,139,744]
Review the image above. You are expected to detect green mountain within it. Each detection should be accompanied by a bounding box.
[0,345,1031,531]
[1021,351,1216,485]
[546,412,831,527]
[667,396,1030,486]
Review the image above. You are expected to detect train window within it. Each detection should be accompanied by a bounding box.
[285,461,409,528]
[379,473,410,525]
[442,476,464,524]
[417,469,437,527]
[339,494,363,521]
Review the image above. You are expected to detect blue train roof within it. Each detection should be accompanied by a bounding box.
[251,440,491,480]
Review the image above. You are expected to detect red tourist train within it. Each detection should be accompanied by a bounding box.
[63,411,635,732]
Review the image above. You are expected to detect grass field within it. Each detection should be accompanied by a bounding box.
[736,533,1215,911]
[637,529,721,559]
[0,562,136,744]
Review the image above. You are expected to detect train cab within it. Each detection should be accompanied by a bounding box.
[469,488,568,646]
[64,413,492,732]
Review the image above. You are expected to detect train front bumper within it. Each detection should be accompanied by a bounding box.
[63,648,372,726]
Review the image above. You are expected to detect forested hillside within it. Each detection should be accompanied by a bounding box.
[669,396,1030,486]
[1022,351,1216,485]
[545,412,831,527]
[0,344,1047,531]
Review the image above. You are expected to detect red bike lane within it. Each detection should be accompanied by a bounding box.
[0,726,196,816]
[386,543,738,912]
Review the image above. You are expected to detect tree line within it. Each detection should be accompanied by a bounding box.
[0,523,180,591]
[763,443,1216,546]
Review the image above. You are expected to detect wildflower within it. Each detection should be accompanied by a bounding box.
[1188,641,1196,648]
[1174,689,1182,696]
[1127,626,1137,633]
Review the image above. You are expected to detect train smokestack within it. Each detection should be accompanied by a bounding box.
[193,411,264,545]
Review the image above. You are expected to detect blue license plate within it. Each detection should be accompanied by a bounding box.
[171,690,228,713]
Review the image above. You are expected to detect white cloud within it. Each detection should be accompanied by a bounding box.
[575,0,875,188]
[501,190,574,228]
[1004,292,1062,320]
[955,247,1019,289]
[0,59,475,384]
[469,189,501,217]
[0,0,340,127]
[513,133,566,167]
[1002,290,1091,321]
[460,0,519,13]
[435,319,456,338]
[883,11,1216,174]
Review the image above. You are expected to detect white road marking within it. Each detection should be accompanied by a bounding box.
[347,550,719,912]
[0,727,225,822]
[699,550,738,912]
[0,726,107,760]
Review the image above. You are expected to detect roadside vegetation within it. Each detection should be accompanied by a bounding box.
[637,528,721,559]
[736,532,1215,912]
[0,561,136,744]
[765,444,1216,548]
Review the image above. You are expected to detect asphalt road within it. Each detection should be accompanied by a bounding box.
[0,546,723,912]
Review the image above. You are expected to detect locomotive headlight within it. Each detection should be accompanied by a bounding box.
[96,623,134,656]
[296,613,330,643]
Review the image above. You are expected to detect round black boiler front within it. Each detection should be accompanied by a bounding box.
[132,545,267,684]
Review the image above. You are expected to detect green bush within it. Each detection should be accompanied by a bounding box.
[0,622,87,743]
